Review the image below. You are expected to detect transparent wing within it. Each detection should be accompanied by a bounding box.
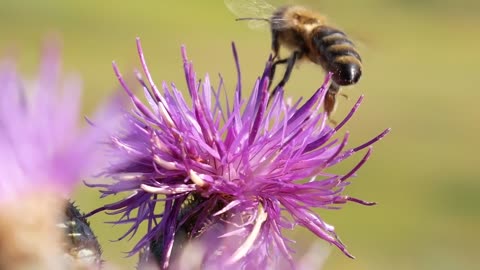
[224,0,277,30]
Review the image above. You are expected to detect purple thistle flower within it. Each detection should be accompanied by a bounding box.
[88,38,390,269]
[0,39,116,269]
[0,40,114,200]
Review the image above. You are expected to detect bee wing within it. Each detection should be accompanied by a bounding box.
[224,0,277,30]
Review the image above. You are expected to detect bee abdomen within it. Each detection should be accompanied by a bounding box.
[313,26,362,86]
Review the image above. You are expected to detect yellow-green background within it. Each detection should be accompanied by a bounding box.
[1,0,478,269]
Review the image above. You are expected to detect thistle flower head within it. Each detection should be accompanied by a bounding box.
[0,40,112,201]
[88,38,389,269]
[0,39,116,270]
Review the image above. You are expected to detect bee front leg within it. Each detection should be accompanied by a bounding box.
[271,29,280,60]
[270,51,301,100]
[269,57,289,89]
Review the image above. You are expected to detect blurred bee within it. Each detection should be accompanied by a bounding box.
[225,0,362,119]
[60,202,103,268]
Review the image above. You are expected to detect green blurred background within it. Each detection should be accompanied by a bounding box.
[1,0,479,269]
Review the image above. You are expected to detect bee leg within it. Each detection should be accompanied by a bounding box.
[271,29,280,60]
[325,92,338,125]
[324,82,340,124]
[270,51,301,100]
[339,93,349,100]
[269,57,289,89]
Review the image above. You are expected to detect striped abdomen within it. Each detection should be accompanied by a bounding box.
[312,26,362,86]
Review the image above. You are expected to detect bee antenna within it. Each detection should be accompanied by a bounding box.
[235,17,270,22]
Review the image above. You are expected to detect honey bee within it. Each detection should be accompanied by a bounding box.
[225,0,362,118]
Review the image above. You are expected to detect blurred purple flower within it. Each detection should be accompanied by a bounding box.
[0,40,115,200]
[88,38,390,269]
[0,39,118,270]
